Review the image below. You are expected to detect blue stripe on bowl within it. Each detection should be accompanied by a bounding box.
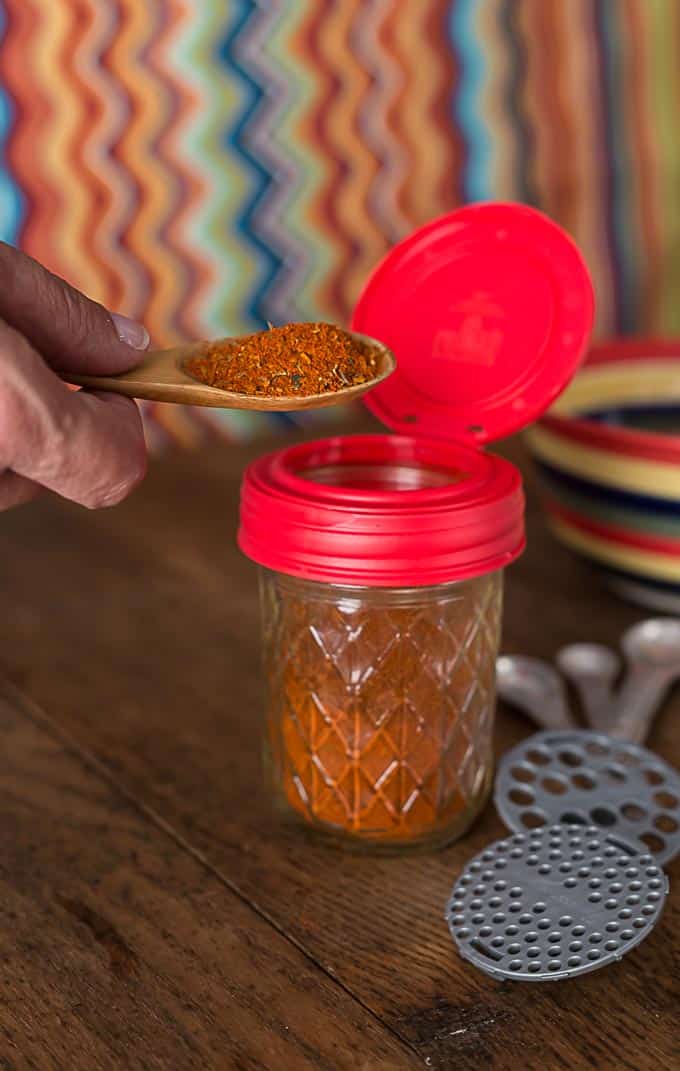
[582,403,680,435]
[593,562,680,596]
[533,459,680,517]
[550,541,680,595]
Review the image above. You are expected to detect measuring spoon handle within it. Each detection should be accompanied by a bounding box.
[569,677,616,732]
[555,644,621,733]
[607,668,669,744]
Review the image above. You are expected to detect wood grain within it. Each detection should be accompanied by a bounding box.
[0,429,677,1069]
[0,685,418,1071]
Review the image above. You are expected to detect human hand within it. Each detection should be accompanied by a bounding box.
[0,243,149,511]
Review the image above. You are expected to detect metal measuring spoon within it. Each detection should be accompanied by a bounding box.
[496,656,575,730]
[556,644,621,732]
[610,619,680,745]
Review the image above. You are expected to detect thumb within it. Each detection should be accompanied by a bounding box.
[0,242,149,375]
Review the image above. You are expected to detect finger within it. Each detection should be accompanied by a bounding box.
[0,470,41,511]
[0,242,149,375]
[0,325,147,508]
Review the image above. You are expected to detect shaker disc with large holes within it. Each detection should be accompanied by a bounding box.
[494,730,680,865]
[446,825,668,981]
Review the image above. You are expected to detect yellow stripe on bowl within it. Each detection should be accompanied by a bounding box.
[551,360,680,415]
[527,426,680,499]
[549,515,680,581]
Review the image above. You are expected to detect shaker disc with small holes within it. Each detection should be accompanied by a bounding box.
[494,730,680,865]
[446,825,668,981]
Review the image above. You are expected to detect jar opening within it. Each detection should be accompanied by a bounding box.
[301,459,462,491]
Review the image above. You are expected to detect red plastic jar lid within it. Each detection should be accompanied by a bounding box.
[239,203,593,586]
[239,434,525,587]
[353,202,594,447]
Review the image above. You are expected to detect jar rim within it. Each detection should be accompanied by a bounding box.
[239,433,525,586]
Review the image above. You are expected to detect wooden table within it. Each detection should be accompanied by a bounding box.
[0,431,677,1071]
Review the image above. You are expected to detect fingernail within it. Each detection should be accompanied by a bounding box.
[111,312,150,350]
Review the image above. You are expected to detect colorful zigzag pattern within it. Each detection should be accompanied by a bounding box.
[0,1,678,444]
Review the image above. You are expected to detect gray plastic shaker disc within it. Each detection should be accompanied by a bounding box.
[446,824,668,981]
[494,729,680,865]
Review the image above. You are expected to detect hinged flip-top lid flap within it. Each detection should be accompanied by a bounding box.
[352,203,594,447]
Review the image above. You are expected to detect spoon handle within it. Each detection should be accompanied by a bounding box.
[575,679,616,731]
[557,667,617,733]
[606,667,670,744]
[59,345,198,405]
[554,644,621,733]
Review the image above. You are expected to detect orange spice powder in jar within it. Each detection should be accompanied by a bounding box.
[261,570,502,849]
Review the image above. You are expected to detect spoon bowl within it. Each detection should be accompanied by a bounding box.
[622,617,680,667]
[61,331,396,411]
[496,655,575,730]
[556,643,620,681]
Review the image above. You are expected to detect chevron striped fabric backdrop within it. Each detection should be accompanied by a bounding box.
[0,0,678,447]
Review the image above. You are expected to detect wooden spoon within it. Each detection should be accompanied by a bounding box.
[60,332,395,411]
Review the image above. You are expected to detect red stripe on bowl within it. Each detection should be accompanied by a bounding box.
[547,500,680,556]
[539,413,680,464]
[587,338,680,367]
[538,337,680,464]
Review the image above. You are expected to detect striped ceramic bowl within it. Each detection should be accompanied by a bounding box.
[526,339,680,612]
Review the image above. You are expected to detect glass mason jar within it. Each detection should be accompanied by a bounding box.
[260,569,503,850]
[240,433,525,852]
